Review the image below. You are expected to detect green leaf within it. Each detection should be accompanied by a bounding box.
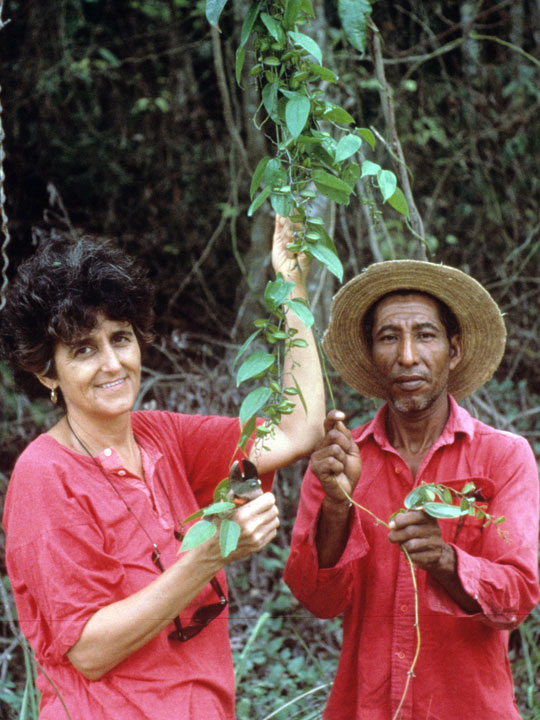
[239,416,257,452]
[261,12,286,43]
[361,160,381,177]
[264,158,287,187]
[342,161,361,189]
[312,169,354,205]
[423,502,464,519]
[461,481,477,495]
[180,520,217,551]
[233,329,261,369]
[264,275,295,308]
[300,0,315,17]
[442,487,453,505]
[335,133,362,163]
[250,157,271,199]
[358,127,376,150]
[220,518,241,557]
[387,187,410,217]
[285,94,311,140]
[203,501,236,516]
[240,1,262,47]
[308,242,344,281]
[235,46,245,87]
[285,298,315,328]
[337,0,372,53]
[322,104,355,124]
[271,193,295,217]
[308,63,338,83]
[236,351,275,386]
[283,0,301,29]
[213,476,231,502]
[288,31,323,64]
[248,186,272,216]
[404,485,430,508]
[377,169,397,202]
[239,386,273,425]
[206,0,229,28]
[262,81,279,120]
[182,508,205,524]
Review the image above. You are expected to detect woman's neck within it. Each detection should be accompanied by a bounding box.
[54,411,143,478]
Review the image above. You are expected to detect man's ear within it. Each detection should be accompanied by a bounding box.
[449,335,462,370]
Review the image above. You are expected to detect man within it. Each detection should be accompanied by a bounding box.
[284,260,539,720]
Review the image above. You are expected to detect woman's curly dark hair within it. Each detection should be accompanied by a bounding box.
[0,234,155,398]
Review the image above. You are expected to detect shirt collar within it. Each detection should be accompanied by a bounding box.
[355,394,475,450]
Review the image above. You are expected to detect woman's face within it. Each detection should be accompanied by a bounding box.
[50,314,141,423]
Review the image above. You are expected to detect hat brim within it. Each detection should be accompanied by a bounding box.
[322,260,506,401]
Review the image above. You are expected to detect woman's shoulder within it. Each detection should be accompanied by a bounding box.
[13,432,65,469]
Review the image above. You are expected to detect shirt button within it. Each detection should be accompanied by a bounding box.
[104,448,112,457]
[395,466,402,474]
[118,470,126,477]
[401,604,408,613]
[396,651,405,659]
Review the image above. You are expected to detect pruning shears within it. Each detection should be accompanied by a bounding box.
[227,459,263,506]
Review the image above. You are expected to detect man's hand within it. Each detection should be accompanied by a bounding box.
[388,510,453,572]
[388,510,481,613]
[311,409,362,507]
[313,410,361,568]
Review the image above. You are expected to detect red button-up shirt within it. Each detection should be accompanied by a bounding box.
[4,411,272,720]
[284,396,539,720]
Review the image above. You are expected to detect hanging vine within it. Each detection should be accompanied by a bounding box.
[0,1,12,312]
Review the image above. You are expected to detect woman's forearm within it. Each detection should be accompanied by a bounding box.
[67,540,225,680]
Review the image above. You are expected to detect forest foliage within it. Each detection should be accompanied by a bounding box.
[1,0,540,717]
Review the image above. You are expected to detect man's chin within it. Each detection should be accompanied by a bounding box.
[391,394,433,414]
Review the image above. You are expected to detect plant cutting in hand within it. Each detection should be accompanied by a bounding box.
[180,459,263,558]
[333,475,506,720]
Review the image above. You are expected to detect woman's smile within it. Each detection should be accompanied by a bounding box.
[49,314,141,421]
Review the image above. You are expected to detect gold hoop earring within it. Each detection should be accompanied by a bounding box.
[50,388,58,405]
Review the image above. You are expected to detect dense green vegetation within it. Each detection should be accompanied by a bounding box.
[1,0,539,717]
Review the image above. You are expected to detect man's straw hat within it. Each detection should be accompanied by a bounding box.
[322,260,506,401]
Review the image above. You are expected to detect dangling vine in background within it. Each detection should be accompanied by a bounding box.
[0,0,12,312]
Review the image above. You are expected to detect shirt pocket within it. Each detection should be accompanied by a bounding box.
[436,476,495,551]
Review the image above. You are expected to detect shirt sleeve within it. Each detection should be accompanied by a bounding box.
[139,412,274,508]
[425,433,540,629]
[283,463,370,619]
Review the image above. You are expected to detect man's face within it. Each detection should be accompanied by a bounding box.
[370,293,462,414]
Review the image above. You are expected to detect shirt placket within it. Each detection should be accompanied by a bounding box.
[389,461,418,720]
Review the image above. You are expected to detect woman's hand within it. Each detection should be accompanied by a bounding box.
[224,492,280,563]
[271,214,311,283]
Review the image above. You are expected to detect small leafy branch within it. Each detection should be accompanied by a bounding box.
[334,477,506,720]
[210,0,409,288]
[239,0,409,273]
[234,270,313,451]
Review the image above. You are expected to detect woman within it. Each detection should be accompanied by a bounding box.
[1,216,325,720]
